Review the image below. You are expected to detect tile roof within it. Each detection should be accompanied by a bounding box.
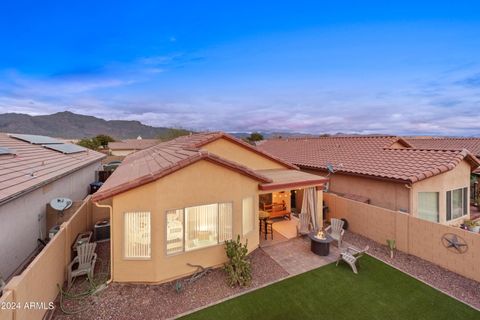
[108,139,160,150]
[406,137,480,157]
[92,132,298,201]
[0,133,105,205]
[257,136,480,183]
[256,169,329,191]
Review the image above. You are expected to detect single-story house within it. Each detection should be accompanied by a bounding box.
[92,132,327,283]
[0,133,105,280]
[108,137,160,156]
[258,136,480,226]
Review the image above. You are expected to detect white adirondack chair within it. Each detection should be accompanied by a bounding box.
[336,246,369,274]
[325,218,345,247]
[296,212,312,236]
[67,242,97,288]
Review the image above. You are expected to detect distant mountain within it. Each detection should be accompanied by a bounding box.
[0,111,189,139]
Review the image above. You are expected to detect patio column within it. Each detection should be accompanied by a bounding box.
[316,187,323,229]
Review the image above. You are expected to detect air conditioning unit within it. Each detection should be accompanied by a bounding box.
[94,219,110,242]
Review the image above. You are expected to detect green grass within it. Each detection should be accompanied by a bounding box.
[180,255,479,320]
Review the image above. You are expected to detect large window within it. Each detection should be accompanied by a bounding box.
[242,197,255,235]
[447,187,468,221]
[124,211,151,259]
[418,192,439,222]
[166,202,233,255]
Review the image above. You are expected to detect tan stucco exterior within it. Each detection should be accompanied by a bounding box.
[201,138,288,170]
[303,169,410,212]
[411,161,471,225]
[111,160,260,283]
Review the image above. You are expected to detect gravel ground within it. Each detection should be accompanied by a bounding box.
[52,248,288,320]
[343,231,480,310]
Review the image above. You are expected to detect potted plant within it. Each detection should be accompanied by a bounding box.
[464,220,480,233]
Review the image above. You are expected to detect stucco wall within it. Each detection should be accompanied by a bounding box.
[201,138,287,170]
[303,169,410,212]
[0,161,101,279]
[411,161,471,225]
[111,160,260,283]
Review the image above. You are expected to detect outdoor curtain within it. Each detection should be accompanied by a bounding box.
[301,187,318,230]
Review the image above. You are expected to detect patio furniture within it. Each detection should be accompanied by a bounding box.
[297,212,312,236]
[263,202,291,220]
[325,218,345,247]
[308,232,333,256]
[72,231,93,255]
[263,219,274,240]
[259,210,270,237]
[67,242,97,288]
[336,245,369,274]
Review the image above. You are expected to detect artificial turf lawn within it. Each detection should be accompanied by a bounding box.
[180,255,479,320]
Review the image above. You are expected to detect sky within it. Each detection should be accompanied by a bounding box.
[0,1,479,135]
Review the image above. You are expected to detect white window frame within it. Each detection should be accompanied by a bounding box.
[242,196,255,236]
[418,192,439,223]
[123,211,151,260]
[447,187,468,221]
[165,202,233,256]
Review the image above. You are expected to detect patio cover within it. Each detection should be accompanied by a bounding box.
[256,169,328,191]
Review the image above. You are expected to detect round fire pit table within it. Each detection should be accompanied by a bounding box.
[308,232,333,256]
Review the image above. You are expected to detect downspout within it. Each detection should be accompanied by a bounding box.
[94,201,114,284]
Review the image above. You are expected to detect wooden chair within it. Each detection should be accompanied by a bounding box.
[325,218,345,247]
[67,242,97,288]
[336,246,369,274]
[264,220,274,240]
[296,212,312,236]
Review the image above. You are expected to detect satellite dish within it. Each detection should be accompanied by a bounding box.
[326,163,335,174]
[50,197,73,211]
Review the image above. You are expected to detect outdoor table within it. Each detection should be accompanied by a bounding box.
[308,232,333,256]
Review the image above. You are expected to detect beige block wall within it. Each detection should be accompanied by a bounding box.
[411,161,471,224]
[201,138,287,170]
[111,160,260,283]
[324,193,480,283]
[303,169,410,212]
[1,196,95,320]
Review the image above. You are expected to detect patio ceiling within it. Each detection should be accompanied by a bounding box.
[256,169,328,191]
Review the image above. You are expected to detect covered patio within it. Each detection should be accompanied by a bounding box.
[255,169,328,247]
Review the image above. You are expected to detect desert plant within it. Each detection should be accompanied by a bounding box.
[386,239,396,259]
[224,235,252,287]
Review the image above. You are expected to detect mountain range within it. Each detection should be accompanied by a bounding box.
[0,111,187,139]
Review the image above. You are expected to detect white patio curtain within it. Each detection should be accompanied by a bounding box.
[301,187,318,230]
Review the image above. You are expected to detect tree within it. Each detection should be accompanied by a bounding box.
[94,134,115,148]
[245,132,264,144]
[77,138,100,150]
[158,128,191,141]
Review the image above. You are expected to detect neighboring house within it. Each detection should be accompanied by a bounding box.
[92,132,327,283]
[0,133,105,280]
[108,136,160,156]
[258,136,480,226]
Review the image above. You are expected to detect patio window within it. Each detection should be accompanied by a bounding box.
[446,187,468,221]
[418,192,439,222]
[242,196,255,235]
[124,211,151,259]
[166,202,233,255]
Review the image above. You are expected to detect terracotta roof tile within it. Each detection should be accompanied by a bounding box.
[92,132,295,201]
[258,136,480,183]
[0,133,105,204]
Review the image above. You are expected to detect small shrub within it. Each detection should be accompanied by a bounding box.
[224,235,252,287]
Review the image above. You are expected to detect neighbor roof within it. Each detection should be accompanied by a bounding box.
[258,136,480,183]
[92,132,299,201]
[108,139,160,151]
[406,137,480,157]
[0,133,105,205]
